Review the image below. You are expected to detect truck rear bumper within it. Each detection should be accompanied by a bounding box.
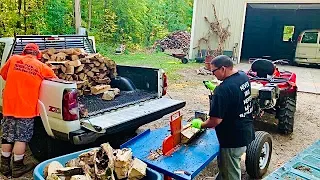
[69,97,186,145]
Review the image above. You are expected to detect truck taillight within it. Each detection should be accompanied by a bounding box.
[162,73,168,96]
[62,88,79,121]
[297,35,302,43]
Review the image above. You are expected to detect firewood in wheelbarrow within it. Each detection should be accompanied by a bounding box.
[78,149,98,166]
[46,174,63,180]
[94,143,115,180]
[56,167,84,176]
[114,148,133,179]
[70,175,91,180]
[65,158,81,167]
[44,161,64,178]
[128,158,147,180]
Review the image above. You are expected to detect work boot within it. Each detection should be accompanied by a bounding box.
[12,158,34,178]
[0,156,11,176]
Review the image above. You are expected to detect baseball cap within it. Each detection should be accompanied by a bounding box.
[23,43,40,52]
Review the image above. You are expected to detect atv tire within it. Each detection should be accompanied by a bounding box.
[277,97,296,134]
[245,131,272,179]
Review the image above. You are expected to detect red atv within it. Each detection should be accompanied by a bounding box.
[247,59,297,134]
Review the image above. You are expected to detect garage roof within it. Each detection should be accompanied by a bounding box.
[249,3,320,10]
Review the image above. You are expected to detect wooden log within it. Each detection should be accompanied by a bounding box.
[89,64,95,68]
[80,58,92,64]
[94,143,115,180]
[70,175,89,180]
[56,167,84,176]
[56,52,67,61]
[86,71,94,78]
[67,60,81,67]
[59,73,67,80]
[75,64,85,73]
[65,158,81,167]
[93,61,101,67]
[43,53,50,60]
[98,63,105,70]
[71,55,79,61]
[98,72,107,79]
[79,73,86,81]
[44,161,64,178]
[114,148,133,179]
[47,48,56,56]
[78,149,97,166]
[50,65,61,70]
[112,88,120,96]
[95,78,111,84]
[91,85,111,95]
[181,125,201,144]
[46,174,62,180]
[128,158,147,180]
[66,66,75,75]
[50,54,57,61]
[61,66,67,73]
[102,90,115,101]
[46,61,68,65]
[91,67,99,73]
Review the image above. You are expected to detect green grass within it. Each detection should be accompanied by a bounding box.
[101,51,202,81]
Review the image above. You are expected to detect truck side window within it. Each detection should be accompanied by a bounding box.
[0,42,5,61]
[301,32,318,44]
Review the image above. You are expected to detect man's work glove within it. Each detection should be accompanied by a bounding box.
[203,81,217,91]
[191,118,203,129]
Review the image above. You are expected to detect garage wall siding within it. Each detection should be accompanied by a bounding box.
[189,0,320,62]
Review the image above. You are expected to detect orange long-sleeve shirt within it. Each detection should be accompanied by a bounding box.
[0,54,57,118]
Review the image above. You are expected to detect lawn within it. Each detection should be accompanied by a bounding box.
[102,51,203,81]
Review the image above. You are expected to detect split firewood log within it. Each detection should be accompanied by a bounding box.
[94,143,115,180]
[67,60,81,67]
[66,66,75,75]
[181,124,201,144]
[56,167,84,176]
[91,85,111,95]
[114,148,133,179]
[70,175,90,180]
[65,158,81,168]
[44,161,64,178]
[75,64,85,73]
[91,67,99,73]
[89,64,95,68]
[46,174,62,180]
[96,78,111,84]
[47,48,56,56]
[43,53,50,60]
[93,61,101,67]
[56,52,67,61]
[86,71,94,78]
[78,149,97,166]
[128,158,147,180]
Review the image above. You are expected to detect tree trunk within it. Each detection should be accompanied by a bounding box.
[88,0,92,30]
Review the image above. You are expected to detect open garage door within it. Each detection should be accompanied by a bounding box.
[241,3,320,63]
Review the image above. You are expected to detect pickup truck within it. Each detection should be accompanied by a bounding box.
[0,35,186,161]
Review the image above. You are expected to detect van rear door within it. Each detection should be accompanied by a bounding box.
[295,31,319,63]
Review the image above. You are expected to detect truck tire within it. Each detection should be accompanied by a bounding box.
[245,131,272,179]
[277,97,296,134]
[29,118,73,161]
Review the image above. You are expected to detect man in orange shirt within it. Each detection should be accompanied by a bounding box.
[0,43,57,177]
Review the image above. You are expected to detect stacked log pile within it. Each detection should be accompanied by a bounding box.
[44,143,147,180]
[155,31,190,53]
[41,48,119,98]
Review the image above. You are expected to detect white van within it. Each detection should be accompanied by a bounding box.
[294,29,320,65]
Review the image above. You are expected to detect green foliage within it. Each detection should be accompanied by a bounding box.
[0,0,193,51]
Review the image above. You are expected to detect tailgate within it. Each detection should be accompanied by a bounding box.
[264,140,320,180]
[81,97,185,134]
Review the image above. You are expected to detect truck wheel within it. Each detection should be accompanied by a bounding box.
[278,97,296,134]
[181,58,188,64]
[29,118,72,161]
[245,131,272,179]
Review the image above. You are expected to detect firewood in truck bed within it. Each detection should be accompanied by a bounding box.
[42,48,117,97]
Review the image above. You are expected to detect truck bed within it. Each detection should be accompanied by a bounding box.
[79,90,158,118]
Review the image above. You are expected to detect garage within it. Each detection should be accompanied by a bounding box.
[189,0,320,64]
[241,3,320,63]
